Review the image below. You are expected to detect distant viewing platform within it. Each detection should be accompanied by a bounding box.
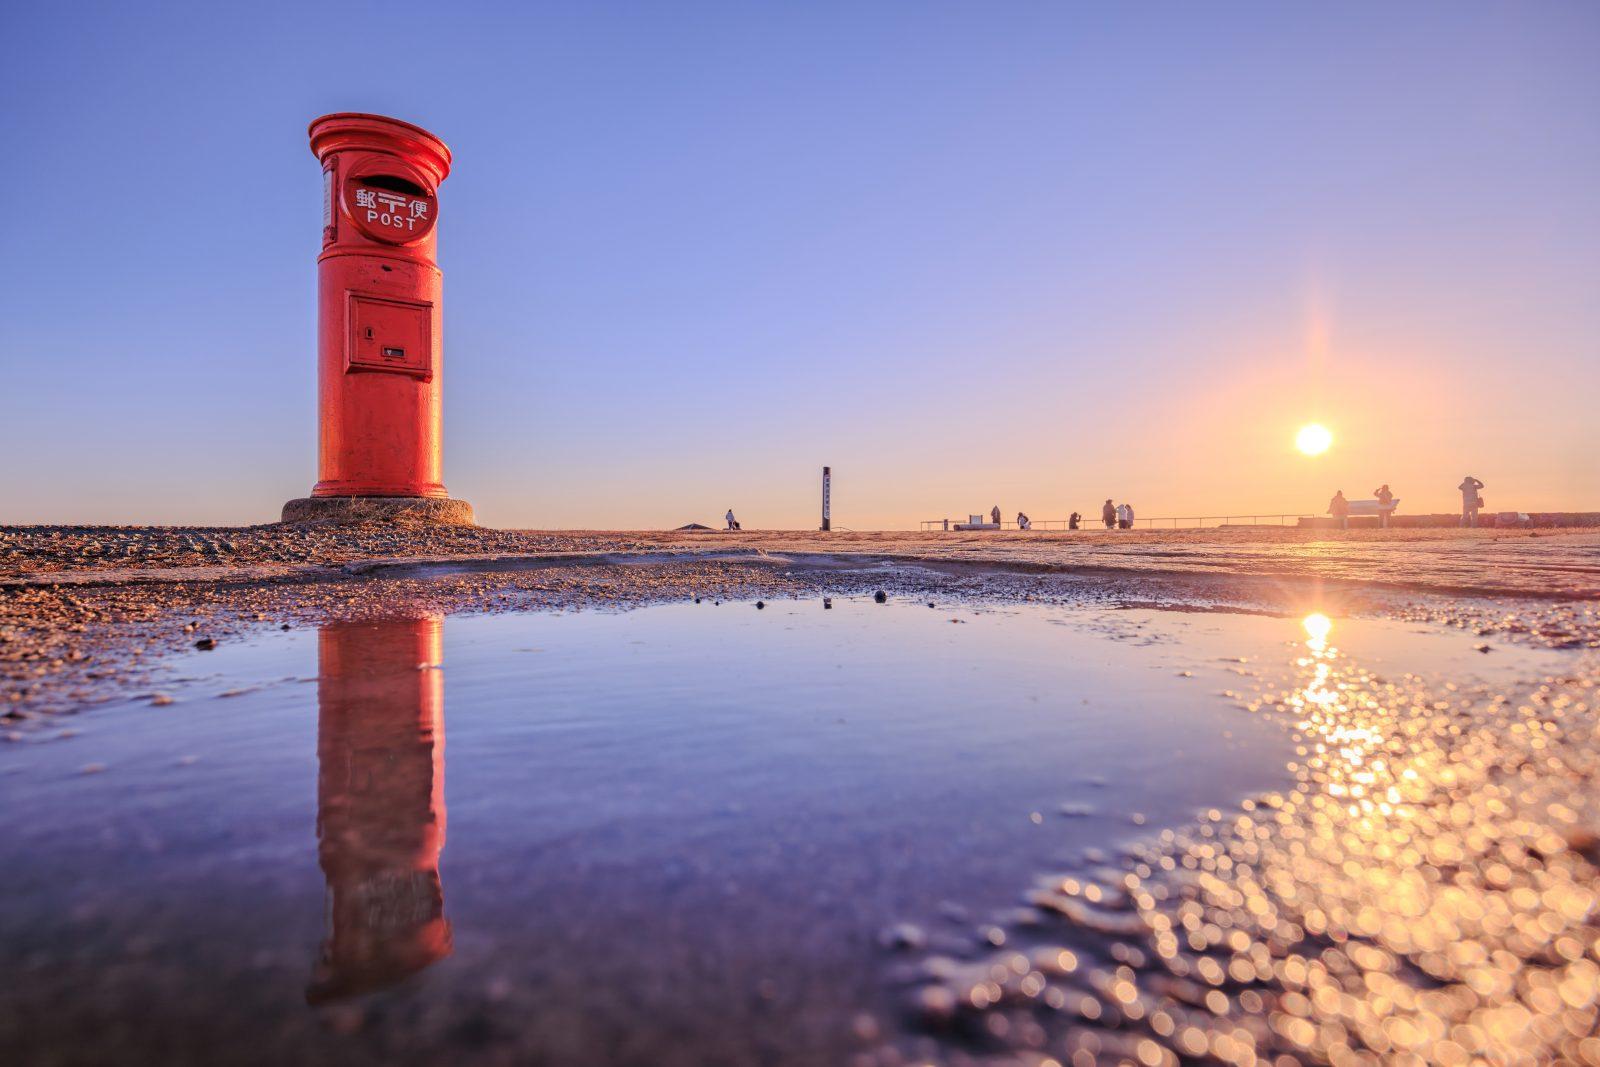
[921,511,1600,531]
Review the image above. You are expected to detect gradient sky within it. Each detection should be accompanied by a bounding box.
[3,2,1596,529]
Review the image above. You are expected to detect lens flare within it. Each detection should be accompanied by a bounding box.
[1296,423,1333,455]
[1302,612,1333,645]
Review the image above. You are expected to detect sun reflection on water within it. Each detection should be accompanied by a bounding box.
[1301,611,1332,649]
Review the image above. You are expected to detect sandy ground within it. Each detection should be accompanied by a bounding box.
[3,523,1599,1065]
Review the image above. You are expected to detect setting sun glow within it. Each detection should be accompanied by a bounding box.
[1295,423,1333,456]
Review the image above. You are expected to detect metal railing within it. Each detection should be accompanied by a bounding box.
[919,513,1314,531]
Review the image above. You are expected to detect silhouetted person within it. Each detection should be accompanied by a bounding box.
[1068,512,1081,530]
[1115,502,1131,529]
[1124,502,1135,528]
[1102,500,1116,529]
[1458,475,1484,527]
[1328,490,1350,530]
[725,509,741,531]
[1016,512,1031,531]
[1373,483,1395,528]
[990,505,1001,526]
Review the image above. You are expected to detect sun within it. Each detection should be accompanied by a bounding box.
[1295,423,1333,456]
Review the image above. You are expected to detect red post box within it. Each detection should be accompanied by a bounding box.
[282,113,473,524]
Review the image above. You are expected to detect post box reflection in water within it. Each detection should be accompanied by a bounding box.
[308,617,450,1003]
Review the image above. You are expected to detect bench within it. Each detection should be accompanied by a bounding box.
[1347,498,1400,526]
[953,513,1001,532]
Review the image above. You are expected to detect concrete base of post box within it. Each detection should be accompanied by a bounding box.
[280,496,477,526]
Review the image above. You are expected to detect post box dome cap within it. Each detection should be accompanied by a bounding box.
[308,113,452,183]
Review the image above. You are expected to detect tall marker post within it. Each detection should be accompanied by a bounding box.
[821,467,832,532]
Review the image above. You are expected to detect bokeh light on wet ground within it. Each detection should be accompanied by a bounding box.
[0,598,1593,1066]
[888,613,1599,1067]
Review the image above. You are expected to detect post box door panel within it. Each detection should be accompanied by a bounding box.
[347,293,433,378]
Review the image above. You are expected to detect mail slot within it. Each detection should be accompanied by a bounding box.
[305,113,453,499]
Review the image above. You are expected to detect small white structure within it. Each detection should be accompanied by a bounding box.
[1348,497,1401,527]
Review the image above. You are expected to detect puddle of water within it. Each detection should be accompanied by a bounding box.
[0,598,1570,1066]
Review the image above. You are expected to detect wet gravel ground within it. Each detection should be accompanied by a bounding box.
[3,525,1599,1066]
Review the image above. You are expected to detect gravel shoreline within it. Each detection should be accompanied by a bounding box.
[4,525,1597,596]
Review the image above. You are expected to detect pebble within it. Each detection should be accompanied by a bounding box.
[913,984,958,1023]
[878,922,927,950]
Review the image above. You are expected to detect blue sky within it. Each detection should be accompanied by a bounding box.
[3,1,1596,527]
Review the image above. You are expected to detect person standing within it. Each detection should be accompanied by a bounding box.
[1102,499,1116,529]
[1328,490,1350,530]
[1458,475,1485,527]
[1124,502,1135,529]
[1373,483,1395,528]
[1115,503,1130,529]
[990,505,1001,527]
[725,509,740,531]
[1016,512,1031,531]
